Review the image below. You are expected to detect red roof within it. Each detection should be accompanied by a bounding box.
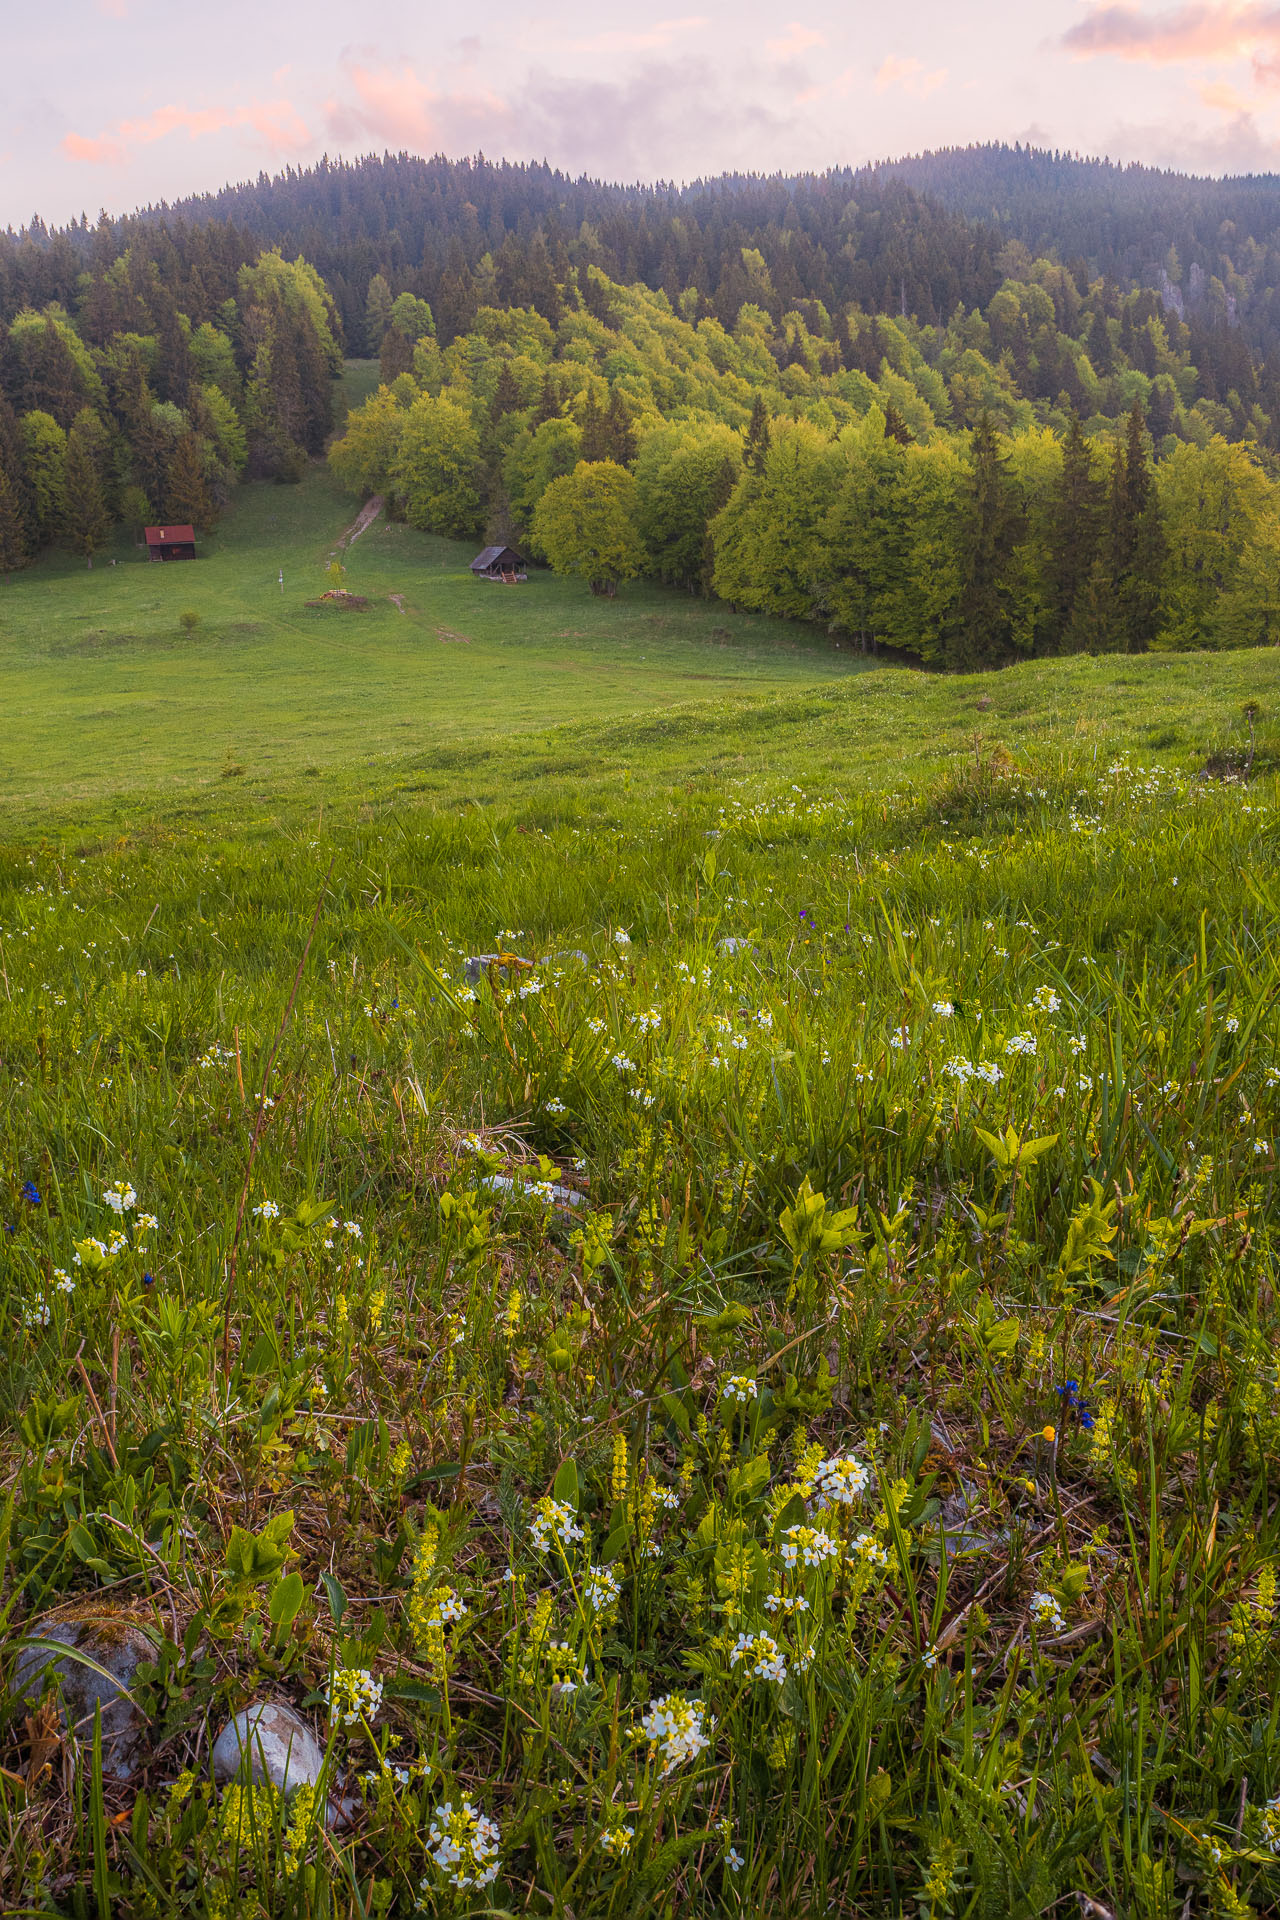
[144,525,196,543]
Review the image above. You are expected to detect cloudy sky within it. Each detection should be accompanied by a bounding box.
[5,2,1280,229]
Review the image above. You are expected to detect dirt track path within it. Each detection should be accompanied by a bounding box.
[338,495,384,547]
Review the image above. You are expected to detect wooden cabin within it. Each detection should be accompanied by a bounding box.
[144,524,197,562]
[470,544,527,583]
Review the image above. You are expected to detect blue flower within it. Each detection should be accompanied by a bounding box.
[21,1180,41,1206]
[142,1271,156,1288]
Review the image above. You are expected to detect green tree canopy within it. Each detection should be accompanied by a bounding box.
[391,392,484,538]
[532,459,645,595]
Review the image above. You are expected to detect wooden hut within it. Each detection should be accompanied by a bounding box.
[470,544,527,583]
[144,524,197,562]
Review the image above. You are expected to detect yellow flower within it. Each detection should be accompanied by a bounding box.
[1042,1425,1056,1443]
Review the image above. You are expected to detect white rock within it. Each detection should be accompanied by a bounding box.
[12,1608,158,1781]
[212,1702,326,1796]
[478,1173,584,1208]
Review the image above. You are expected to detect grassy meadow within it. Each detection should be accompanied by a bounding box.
[0,445,865,826]
[4,429,1280,1916]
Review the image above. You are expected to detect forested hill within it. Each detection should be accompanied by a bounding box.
[875,145,1280,356]
[3,157,1004,354]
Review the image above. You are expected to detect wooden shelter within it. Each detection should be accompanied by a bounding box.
[470,544,527,583]
[144,524,197,562]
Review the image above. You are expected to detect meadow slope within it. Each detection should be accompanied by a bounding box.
[4,460,1280,1916]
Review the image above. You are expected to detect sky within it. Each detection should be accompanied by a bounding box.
[7,1,1280,230]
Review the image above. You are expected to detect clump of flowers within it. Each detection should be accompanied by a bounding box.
[423,1800,501,1891]
[103,1182,137,1213]
[811,1453,870,1508]
[584,1564,622,1612]
[730,1629,788,1683]
[530,1496,585,1554]
[722,1374,758,1404]
[325,1667,382,1728]
[1030,1591,1066,1634]
[640,1693,712,1774]
[780,1525,839,1569]
[599,1822,635,1858]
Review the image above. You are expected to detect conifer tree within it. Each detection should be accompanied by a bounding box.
[0,463,26,579]
[579,391,611,464]
[949,413,1024,669]
[165,430,215,533]
[1048,408,1104,649]
[882,400,912,446]
[743,394,772,474]
[1093,402,1166,653]
[531,374,561,427]
[63,413,110,563]
[364,272,394,353]
[606,390,636,466]
[490,363,523,424]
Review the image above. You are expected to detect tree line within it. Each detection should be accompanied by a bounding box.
[880,143,1280,362]
[12,151,1279,449]
[328,262,1280,662]
[0,229,341,574]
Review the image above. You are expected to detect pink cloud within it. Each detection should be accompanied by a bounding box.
[96,0,129,15]
[63,97,311,166]
[1061,4,1280,63]
[764,21,827,58]
[324,63,511,150]
[795,63,858,104]
[564,17,708,54]
[874,55,947,98]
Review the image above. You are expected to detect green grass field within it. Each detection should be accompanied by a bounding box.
[1,381,1277,839]
[0,453,871,825]
[5,423,1280,1917]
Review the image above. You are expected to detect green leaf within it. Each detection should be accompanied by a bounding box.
[771,1492,808,1541]
[268,1570,305,1628]
[659,1390,692,1437]
[552,1457,580,1506]
[599,1524,631,1564]
[67,1522,101,1563]
[320,1570,347,1629]
[726,1453,771,1506]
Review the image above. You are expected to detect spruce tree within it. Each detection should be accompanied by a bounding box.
[579,391,611,464]
[0,464,26,579]
[950,413,1024,669]
[379,326,414,386]
[606,390,636,466]
[490,363,523,424]
[365,272,394,354]
[743,394,772,475]
[63,419,110,563]
[1120,400,1166,652]
[1049,408,1104,650]
[882,400,912,446]
[1094,403,1165,654]
[164,431,215,533]
[531,374,561,427]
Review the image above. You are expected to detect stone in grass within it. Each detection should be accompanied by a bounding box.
[212,1701,326,1797]
[12,1606,160,1782]
[478,1172,585,1209]
[463,953,511,983]
[463,950,590,984]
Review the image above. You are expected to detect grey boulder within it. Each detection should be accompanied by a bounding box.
[12,1607,159,1781]
[212,1701,326,1796]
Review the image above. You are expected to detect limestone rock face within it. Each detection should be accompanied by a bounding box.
[13,1607,159,1781]
[211,1701,326,1796]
